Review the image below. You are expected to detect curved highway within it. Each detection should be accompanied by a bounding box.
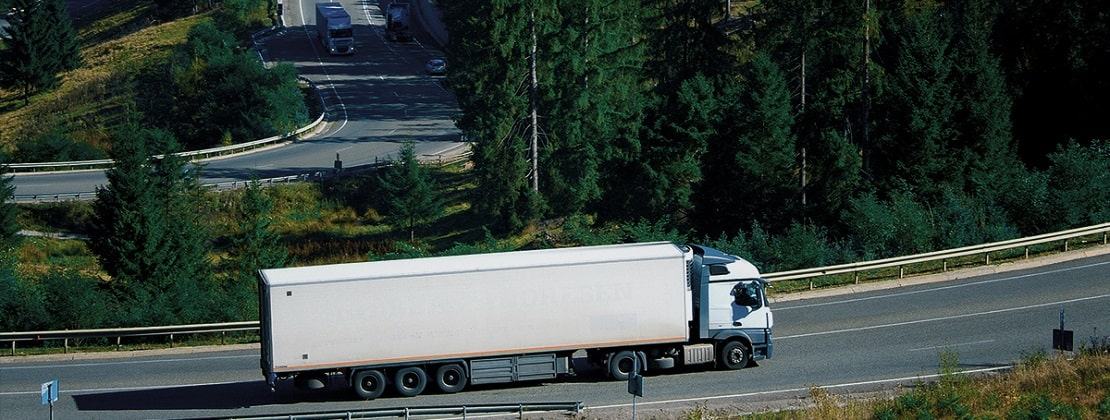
[2,250,1107,419]
[11,0,462,198]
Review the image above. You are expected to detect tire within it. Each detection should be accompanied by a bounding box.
[394,366,428,397]
[608,351,637,381]
[434,363,467,394]
[719,341,751,370]
[351,369,386,400]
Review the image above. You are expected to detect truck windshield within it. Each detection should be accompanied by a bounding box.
[331,28,353,38]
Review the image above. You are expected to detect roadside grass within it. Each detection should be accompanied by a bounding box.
[0,1,205,157]
[700,349,1110,420]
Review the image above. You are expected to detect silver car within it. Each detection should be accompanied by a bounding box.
[425,58,446,75]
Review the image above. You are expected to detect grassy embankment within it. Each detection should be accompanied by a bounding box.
[679,350,1109,420]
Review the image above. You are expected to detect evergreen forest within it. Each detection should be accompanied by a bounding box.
[0,0,1108,331]
[443,0,1110,254]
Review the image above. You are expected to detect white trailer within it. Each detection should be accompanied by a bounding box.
[259,242,773,399]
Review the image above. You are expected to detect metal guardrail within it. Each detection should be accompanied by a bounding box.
[2,222,1108,355]
[763,222,1110,287]
[1,322,258,355]
[224,402,582,420]
[5,77,326,174]
[9,148,472,203]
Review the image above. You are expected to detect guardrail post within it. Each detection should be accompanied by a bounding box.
[943,260,948,272]
[1064,239,1069,252]
[64,338,69,354]
[116,336,121,350]
[10,340,14,356]
[854,272,859,284]
[985,252,991,265]
[170,333,174,348]
[1025,246,1030,259]
[898,266,904,279]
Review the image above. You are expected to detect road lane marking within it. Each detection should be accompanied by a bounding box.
[778,260,1110,311]
[0,354,255,371]
[0,379,248,396]
[777,294,1110,340]
[908,340,995,352]
[585,365,1012,414]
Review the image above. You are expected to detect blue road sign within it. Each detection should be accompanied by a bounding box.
[40,379,58,405]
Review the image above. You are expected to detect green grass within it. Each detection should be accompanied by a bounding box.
[679,350,1110,420]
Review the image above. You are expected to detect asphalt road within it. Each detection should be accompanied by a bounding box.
[11,0,463,198]
[2,249,1107,419]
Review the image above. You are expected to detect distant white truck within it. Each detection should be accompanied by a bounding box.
[259,242,773,399]
[315,2,354,55]
[384,2,412,41]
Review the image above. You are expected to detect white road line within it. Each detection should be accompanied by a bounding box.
[0,379,247,396]
[0,354,254,371]
[584,365,1011,413]
[777,294,1110,340]
[779,260,1110,311]
[908,340,996,352]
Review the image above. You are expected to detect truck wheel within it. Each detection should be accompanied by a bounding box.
[719,341,750,370]
[609,351,637,381]
[434,364,467,394]
[394,366,427,397]
[352,369,386,400]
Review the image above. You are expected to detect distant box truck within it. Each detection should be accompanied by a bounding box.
[384,2,412,41]
[315,2,354,55]
[259,242,773,399]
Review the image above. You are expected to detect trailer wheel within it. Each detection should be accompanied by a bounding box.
[352,369,386,400]
[609,351,637,381]
[434,364,467,394]
[394,366,427,397]
[719,341,750,370]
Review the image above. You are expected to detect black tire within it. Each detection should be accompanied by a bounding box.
[351,369,386,400]
[719,341,751,370]
[434,363,467,394]
[394,366,428,397]
[609,351,637,381]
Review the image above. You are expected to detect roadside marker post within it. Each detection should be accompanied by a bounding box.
[40,379,58,420]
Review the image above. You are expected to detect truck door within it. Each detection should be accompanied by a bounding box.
[707,279,771,331]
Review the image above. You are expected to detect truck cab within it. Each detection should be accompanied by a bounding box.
[687,245,774,363]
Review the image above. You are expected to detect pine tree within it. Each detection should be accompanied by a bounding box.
[221,178,288,321]
[88,124,213,326]
[42,0,81,72]
[378,141,442,242]
[695,53,798,236]
[532,0,649,217]
[443,0,540,231]
[757,0,866,226]
[0,151,20,250]
[0,0,80,103]
[871,6,958,199]
[0,0,58,103]
[946,2,1020,194]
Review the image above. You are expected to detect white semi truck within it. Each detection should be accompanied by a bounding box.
[315,2,354,55]
[384,2,412,41]
[258,242,773,399]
